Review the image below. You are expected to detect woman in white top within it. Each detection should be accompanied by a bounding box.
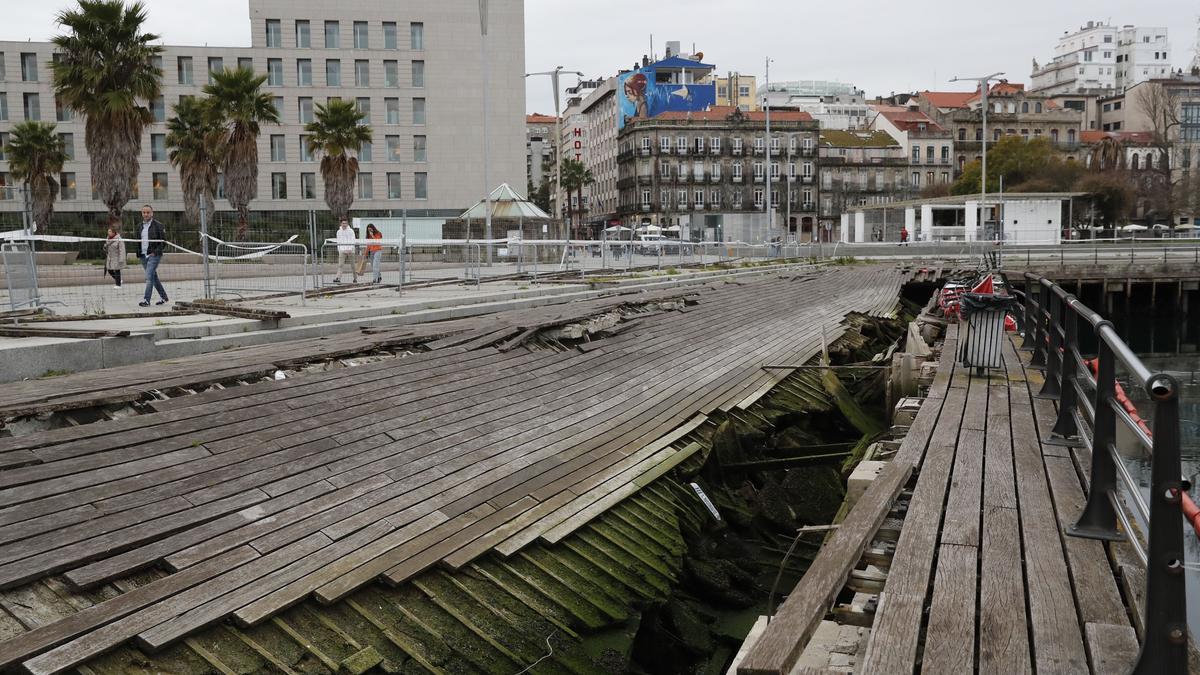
[333,219,357,283]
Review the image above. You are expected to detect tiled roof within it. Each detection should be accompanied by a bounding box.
[526,114,558,124]
[876,108,945,133]
[1079,130,1156,145]
[920,90,975,109]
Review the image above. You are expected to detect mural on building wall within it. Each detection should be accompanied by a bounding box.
[617,65,716,130]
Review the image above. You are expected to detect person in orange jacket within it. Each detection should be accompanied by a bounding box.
[365,223,383,283]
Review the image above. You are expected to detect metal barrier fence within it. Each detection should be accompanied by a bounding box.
[211,240,309,304]
[0,243,39,313]
[1013,272,1189,675]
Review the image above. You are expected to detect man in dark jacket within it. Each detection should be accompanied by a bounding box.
[137,204,169,307]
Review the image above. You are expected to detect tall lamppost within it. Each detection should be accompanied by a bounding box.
[950,72,1004,239]
[478,0,493,265]
[763,56,773,247]
[525,66,584,240]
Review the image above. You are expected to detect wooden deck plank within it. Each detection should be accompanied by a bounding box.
[920,543,978,674]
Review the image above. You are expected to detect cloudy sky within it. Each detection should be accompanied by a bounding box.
[6,1,1197,114]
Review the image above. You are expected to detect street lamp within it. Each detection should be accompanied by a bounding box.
[525,66,584,242]
[478,0,492,265]
[950,72,1004,241]
[764,56,773,247]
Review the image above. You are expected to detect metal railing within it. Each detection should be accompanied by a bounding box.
[1015,271,1188,675]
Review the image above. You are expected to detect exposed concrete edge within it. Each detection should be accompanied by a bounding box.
[0,261,822,383]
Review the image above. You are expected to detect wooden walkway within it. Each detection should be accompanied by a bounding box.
[0,265,904,673]
[741,322,1145,674]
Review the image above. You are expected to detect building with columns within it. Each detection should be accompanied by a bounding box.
[0,0,526,221]
[842,193,1080,244]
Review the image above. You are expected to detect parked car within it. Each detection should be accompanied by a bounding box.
[635,234,681,255]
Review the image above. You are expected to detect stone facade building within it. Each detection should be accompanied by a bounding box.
[616,106,820,242]
[0,0,526,220]
[870,107,956,191]
[817,130,912,240]
[526,113,556,192]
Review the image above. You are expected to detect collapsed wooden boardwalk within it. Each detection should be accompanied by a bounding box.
[0,265,904,673]
[740,323,1148,674]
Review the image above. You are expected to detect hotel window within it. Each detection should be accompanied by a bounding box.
[353,21,369,49]
[770,162,780,178]
[238,57,253,71]
[60,133,75,160]
[0,133,6,160]
[207,57,224,84]
[753,162,763,177]
[355,97,371,120]
[267,58,283,86]
[0,172,9,199]
[297,59,312,86]
[20,53,37,82]
[411,22,424,50]
[387,172,402,198]
[271,173,287,199]
[354,60,370,87]
[412,98,425,125]
[301,172,316,199]
[386,135,401,161]
[732,162,742,178]
[802,162,812,177]
[411,60,425,88]
[383,22,398,49]
[265,19,282,47]
[384,60,399,87]
[152,172,168,199]
[358,139,372,161]
[273,96,284,120]
[298,97,313,123]
[177,56,193,84]
[326,60,341,86]
[358,172,373,199]
[23,93,39,121]
[59,172,76,200]
[0,54,5,80]
[299,135,313,162]
[413,135,427,162]
[385,97,400,123]
[414,172,427,199]
[270,134,285,161]
[324,21,340,48]
[150,133,165,161]
[56,97,74,122]
[295,20,310,48]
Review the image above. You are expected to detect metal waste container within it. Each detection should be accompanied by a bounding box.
[958,292,1017,375]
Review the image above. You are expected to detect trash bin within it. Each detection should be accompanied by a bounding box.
[958,292,1018,375]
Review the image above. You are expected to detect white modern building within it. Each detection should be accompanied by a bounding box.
[0,0,525,219]
[1032,20,1172,95]
[843,193,1079,244]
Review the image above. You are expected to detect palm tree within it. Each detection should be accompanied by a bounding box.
[560,159,595,239]
[1090,136,1125,172]
[203,67,280,239]
[165,96,221,226]
[5,121,68,231]
[304,99,373,222]
[51,0,162,220]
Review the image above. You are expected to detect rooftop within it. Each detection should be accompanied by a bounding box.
[875,107,946,133]
[634,105,815,124]
[526,114,558,124]
[819,129,899,148]
[1079,130,1156,145]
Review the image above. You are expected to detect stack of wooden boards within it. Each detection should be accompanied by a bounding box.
[0,265,904,673]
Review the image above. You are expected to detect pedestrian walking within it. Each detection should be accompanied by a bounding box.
[333,219,357,283]
[366,223,383,284]
[899,227,909,246]
[137,204,169,307]
[103,217,126,289]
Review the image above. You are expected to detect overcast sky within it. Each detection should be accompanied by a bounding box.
[5,1,1197,114]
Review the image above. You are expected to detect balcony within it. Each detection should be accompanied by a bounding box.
[676,147,689,156]
[801,202,815,211]
[770,147,782,156]
[637,175,653,186]
[640,203,651,211]
[754,147,766,156]
[732,147,744,156]
[639,147,651,157]
[710,173,722,183]
[732,175,744,183]
[710,146,723,156]
[800,147,815,157]
[660,146,672,155]
[801,176,813,184]
[753,174,765,183]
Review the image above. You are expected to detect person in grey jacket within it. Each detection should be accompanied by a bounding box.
[137,204,169,307]
[103,217,126,288]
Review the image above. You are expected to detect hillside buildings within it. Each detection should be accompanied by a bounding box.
[816,129,911,239]
[0,0,526,219]
[1031,21,1173,95]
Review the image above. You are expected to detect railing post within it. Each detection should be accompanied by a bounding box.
[1130,373,1188,675]
[1028,280,1048,369]
[1020,276,1036,351]
[1069,333,1122,540]
[1036,288,1063,399]
[1048,296,1083,445]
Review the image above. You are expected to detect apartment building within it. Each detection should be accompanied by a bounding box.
[710,73,758,111]
[555,77,619,231]
[526,113,556,192]
[817,130,912,238]
[0,0,525,219]
[870,107,955,190]
[1031,20,1172,95]
[616,107,820,242]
